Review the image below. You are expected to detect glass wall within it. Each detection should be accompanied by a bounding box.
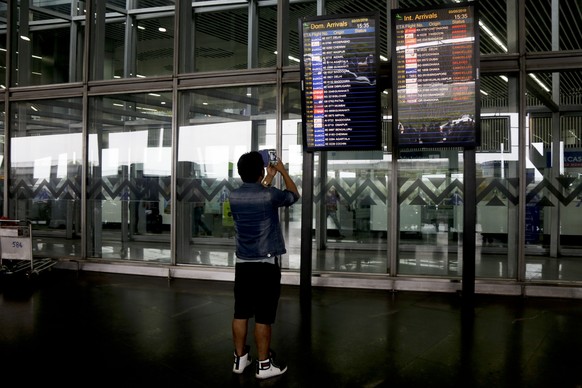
[476,74,519,279]
[136,16,174,78]
[525,69,582,282]
[478,0,508,54]
[192,6,249,72]
[397,151,464,277]
[397,72,519,280]
[559,2,582,51]
[176,84,303,268]
[257,5,278,68]
[92,11,125,80]
[301,0,393,276]
[91,3,174,80]
[136,1,174,9]
[287,2,317,69]
[316,150,390,273]
[0,0,580,294]
[282,83,304,269]
[559,113,582,263]
[526,1,582,52]
[87,92,173,262]
[12,0,82,86]
[9,98,83,258]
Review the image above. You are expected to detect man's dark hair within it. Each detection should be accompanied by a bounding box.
[237,151,264,183]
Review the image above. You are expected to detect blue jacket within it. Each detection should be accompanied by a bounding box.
[229,182,299,260]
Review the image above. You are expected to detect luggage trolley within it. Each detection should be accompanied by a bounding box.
[0,219,56,278]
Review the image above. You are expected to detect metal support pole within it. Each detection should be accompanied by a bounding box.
[300,151,314,301]
[462,147,476,306]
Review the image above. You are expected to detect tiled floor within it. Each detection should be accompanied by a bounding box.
[1,269,582,387]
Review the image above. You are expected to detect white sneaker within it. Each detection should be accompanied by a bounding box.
[255,357,287,379]
[232,345,252,374]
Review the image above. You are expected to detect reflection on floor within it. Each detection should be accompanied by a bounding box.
[2,270,582,387]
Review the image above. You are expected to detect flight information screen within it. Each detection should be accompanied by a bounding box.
[392,3,480,148]
[299,13,381,152]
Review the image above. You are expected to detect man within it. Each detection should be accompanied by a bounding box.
[325,188,345,238]
[229,151,300,380]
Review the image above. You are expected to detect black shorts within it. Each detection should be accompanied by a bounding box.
[234,260,281,324]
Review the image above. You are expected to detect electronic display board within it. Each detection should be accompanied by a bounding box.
[392,3,480,148]
[299,13,381,152]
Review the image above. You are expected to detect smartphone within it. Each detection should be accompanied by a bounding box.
[268,149,278,166]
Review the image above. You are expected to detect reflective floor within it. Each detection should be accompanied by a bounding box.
[2,269,582,387]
